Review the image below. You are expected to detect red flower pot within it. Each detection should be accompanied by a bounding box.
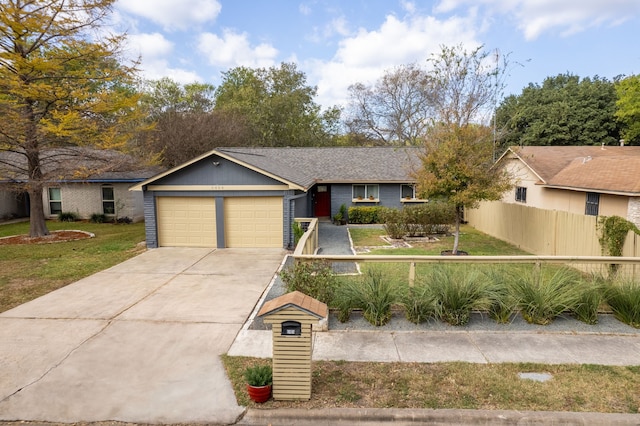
[247,384,272,403]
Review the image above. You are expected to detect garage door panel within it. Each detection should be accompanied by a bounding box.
[157,197,216,247]
[225,197,282,248]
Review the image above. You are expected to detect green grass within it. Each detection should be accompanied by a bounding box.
[350,224,530,255]
[0,220,146,312]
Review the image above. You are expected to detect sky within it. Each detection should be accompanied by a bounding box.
[112,0,640,110]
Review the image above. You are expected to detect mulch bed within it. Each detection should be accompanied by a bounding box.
[0,230,94,245]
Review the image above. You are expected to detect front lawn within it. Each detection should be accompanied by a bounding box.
[349,224,530,255]
[223,355,640,413]
[0,221,146,312]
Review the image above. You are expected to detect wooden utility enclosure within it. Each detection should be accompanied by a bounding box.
[257,291,327,400]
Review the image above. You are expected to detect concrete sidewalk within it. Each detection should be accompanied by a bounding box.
[0,247,285,425]
[230,327,640,365]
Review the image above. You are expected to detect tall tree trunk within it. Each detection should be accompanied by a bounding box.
[24,102,50,237]
[28,185,49,237]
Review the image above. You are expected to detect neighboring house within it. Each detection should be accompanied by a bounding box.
[0,149,163,222]
[131,147,425,249]
[495,145,640,226]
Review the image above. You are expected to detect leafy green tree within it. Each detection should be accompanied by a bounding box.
[214,62,341,147]
[495,74,620,151]
[0,0,143,236]
[140,77,215,119]
[415,45,512,254]
[615,75,640,145]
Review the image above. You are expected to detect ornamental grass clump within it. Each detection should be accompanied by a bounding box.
[483,266,518,324]
[401,281,439,324]
[605,277,640,328]
[427,265,492,326]
[512,267,582,325]
[335,269,398,326]
[572,275,605,325]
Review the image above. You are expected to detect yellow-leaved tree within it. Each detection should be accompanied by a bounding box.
[0,0,145,236]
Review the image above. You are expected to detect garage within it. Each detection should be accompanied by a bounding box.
[224,197,283,247]
[157,196,216,247]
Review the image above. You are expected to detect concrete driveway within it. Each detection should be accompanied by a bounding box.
[0,247,285,425]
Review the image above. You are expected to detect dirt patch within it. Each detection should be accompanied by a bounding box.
[0,230,94,245]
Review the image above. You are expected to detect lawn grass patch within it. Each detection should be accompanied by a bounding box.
[223,356,640,413]
[358,225,529,256]
[0,221,146,312]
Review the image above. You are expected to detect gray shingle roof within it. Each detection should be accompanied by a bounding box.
[216,147,422,189]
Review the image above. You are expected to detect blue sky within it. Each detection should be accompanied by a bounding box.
[113,0,640,109]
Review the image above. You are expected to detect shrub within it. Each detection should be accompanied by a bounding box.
[292,221,305,245]
[279,260,336,305]
[58,211,78,222]
[381,208,406,239]
[90,213,107,223]
[425,265,491,326]
[334,269,397,326]
[347,206,386,224]
[512,267,582,325]
[605,277,640,328]
[115,216,132,224]
[244,364,272,386]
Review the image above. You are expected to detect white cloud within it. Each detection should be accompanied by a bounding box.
[434,0,640,40]
[307,13,479,108]
[124,33,201,83]
[197,29,279,69]
[116,0,221,31]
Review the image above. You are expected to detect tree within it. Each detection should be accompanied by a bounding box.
[345,64,434,146]
[495,74,620,151]
[0,0,142,236]
[414,45,512,254]
[615,75,640,145]
[136,78,251,168]
[214,62,341,147]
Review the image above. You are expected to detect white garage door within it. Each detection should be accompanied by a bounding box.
[224,197,283,248]
[157,197,216,247]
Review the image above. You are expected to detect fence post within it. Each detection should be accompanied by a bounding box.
[409,262,416,288]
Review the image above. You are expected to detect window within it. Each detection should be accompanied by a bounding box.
[585,192,600,216]
[515,186,527,203]
[48,188,62,215]
[352,184,379,200]
[102,186,115,215]
[401,184,415,199]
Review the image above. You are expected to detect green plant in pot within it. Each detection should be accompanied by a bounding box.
[244,364,272,403]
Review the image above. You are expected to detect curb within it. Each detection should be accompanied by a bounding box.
[236,407,640,425]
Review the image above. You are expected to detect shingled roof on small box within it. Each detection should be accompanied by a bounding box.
[257,291,328,319]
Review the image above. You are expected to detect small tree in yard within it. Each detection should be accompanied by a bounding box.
[414,45,512,254]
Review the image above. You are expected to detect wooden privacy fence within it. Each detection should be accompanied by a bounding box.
[465,201,640,258]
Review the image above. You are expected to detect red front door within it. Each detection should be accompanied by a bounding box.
[315,186,330,217]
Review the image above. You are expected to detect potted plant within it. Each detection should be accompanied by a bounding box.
[244,364,272,403]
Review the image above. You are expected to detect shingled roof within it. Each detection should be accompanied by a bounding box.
[135,146,423,191]
[503,146,640,195]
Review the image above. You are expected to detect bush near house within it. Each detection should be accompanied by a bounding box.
[381,202,457,239]
[347,206,386,224]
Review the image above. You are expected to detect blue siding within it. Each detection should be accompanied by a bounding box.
[143,191,158,248]
[330,184,407,218]
[155,156,282,186]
